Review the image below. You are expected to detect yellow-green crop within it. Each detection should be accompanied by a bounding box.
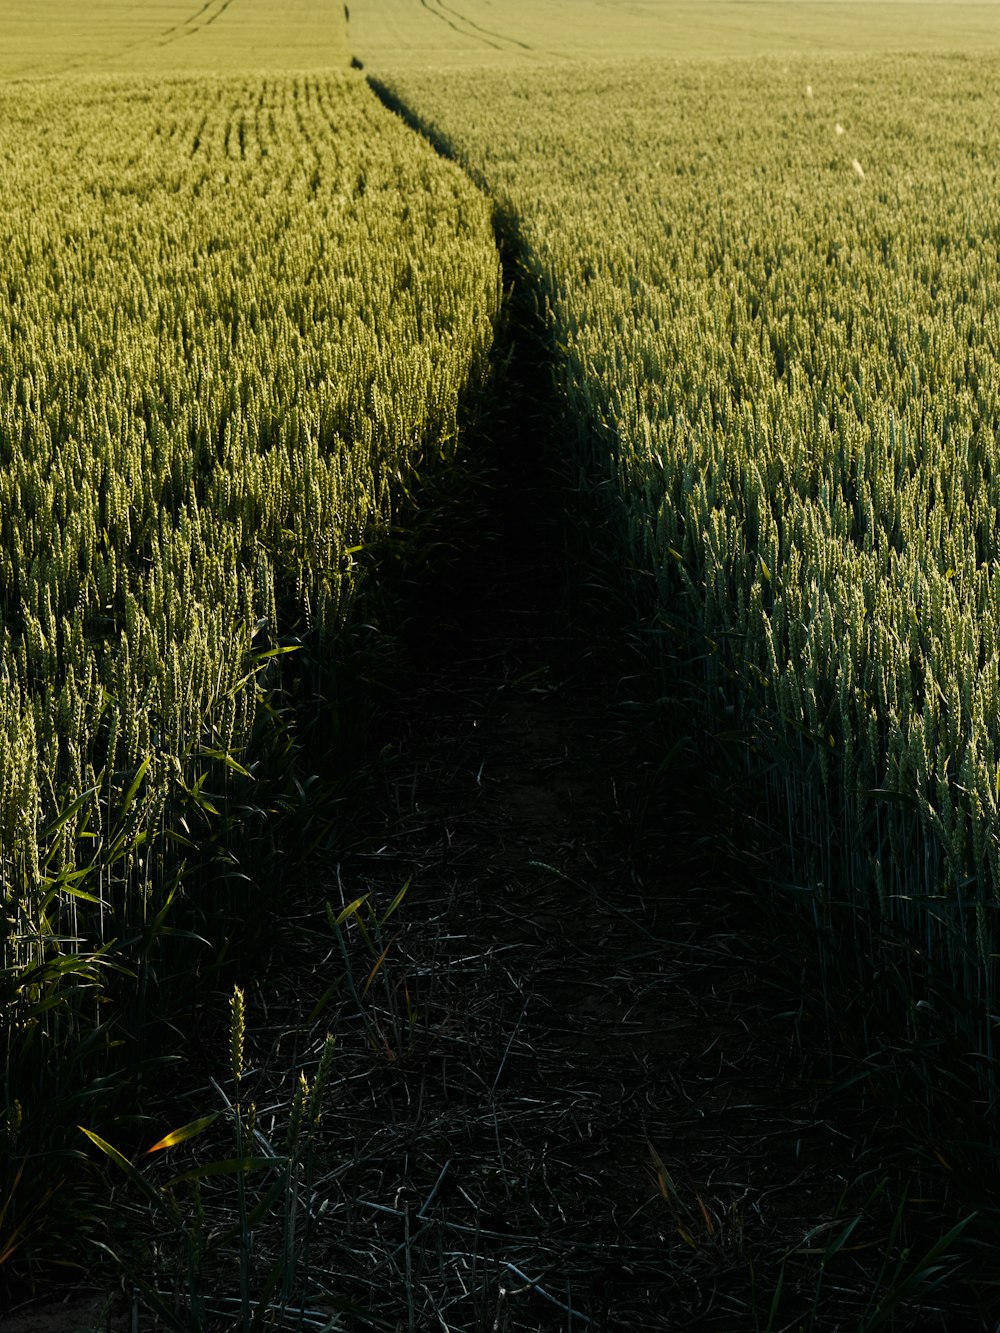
[350,0,1000,68]
[2,0,350,80]
[0,62,499,1259]
[0,68,498,919]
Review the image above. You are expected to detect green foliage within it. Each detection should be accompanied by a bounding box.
[325,879,414,1061]
[81,987,342,1331]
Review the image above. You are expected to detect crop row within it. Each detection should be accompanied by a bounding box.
[0,68,499,1215]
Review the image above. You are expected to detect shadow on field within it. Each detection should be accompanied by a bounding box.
[191,196,985,1327]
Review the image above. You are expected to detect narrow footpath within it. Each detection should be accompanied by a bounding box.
[259,294,964,1331]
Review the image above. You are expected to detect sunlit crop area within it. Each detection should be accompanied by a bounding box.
[0,64,499,1252]
[1,0,350,79]
[349,0,1000,67]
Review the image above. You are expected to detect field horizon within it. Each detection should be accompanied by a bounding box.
[5,0,1000,82]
